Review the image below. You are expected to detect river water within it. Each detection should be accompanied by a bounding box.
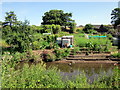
[17,61,119,83]
[46,62,118,83]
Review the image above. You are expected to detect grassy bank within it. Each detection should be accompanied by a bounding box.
[1,58,120,88]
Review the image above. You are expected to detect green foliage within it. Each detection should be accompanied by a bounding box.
[83,24,94,33]
[0,39,10,47]
[30,25,42,33]
[92,67,120,88]
[70,22,76,33]
[5,20,33,52]
[106,34,113,40]
[65,74,90,88]
[54,48,71,60]
[41,9,75,29]
[40,24,61,34]
[2,26,12,39]
[2,58,120,88]
[2,62,65,88]
[31,33,60,50]
[41,51,56,62]
[73,47,80,55]
[111,52,120,58]
[2,11,19,28]
[74,36,112,52]
[111,8,120,29]
[76,28,84,33]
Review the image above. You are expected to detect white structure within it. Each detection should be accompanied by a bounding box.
[57,36,74,47]
[43,33,51,35]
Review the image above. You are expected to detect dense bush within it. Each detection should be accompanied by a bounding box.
[72,47,80,55]
[54,48,71,60]
[41,51,56,62]
[2,20,33,52]
[83,24,94,33]
[40,24,61,34]
[76,28,84,33]
[32,34,59,50]
[111,52,120,58]
[2,62,65,88]
[70,22,76,33]
[106,34,113,40]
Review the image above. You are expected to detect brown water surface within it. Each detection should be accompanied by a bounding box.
[46,62,119,83]
[17,61,119,83]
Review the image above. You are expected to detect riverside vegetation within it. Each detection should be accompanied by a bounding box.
[1,55,120,88]
[1,8,120,88]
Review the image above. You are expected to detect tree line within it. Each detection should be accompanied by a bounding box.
[1,8,120,52]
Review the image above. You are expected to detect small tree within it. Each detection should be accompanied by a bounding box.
[2,11,19,29]
[70,22,76,33]
[83,24,94,33]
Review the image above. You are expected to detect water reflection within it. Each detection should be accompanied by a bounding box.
[46,62,115,82]
[16,61,119,83]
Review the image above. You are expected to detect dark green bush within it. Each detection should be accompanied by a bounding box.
[54,48,71,60]
[106,34,113,40]
[41,51,56,62]
[73,47,80,55]
[111,52,120,58]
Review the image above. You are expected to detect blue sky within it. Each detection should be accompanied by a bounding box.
[2,2,118,26]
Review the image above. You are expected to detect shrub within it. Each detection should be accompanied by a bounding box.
[41,51,56,62]
[54,48,71,60]
[83,24,94,33]
[76,28,84,33]
[2,62,65,88]
[73,47,80,55]
[70,22,76,33]
[111,52,120,58]
[40,24,61,34]
[106,34,113,40]
[62,48,71,57]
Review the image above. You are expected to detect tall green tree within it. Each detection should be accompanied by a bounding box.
[111,8,120,29]
[2,11,19,29]
[5,20,33,52]
[41,10,74,30]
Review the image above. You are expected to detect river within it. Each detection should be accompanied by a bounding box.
[46,62,119,83]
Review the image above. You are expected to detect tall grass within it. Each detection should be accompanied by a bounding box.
[1,49,119,88]
[1,55,120,88]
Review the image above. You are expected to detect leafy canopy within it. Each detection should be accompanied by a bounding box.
[111,8,120,29]
[41,9,74,27]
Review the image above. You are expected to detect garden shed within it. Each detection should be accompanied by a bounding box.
[56,36,74,47]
